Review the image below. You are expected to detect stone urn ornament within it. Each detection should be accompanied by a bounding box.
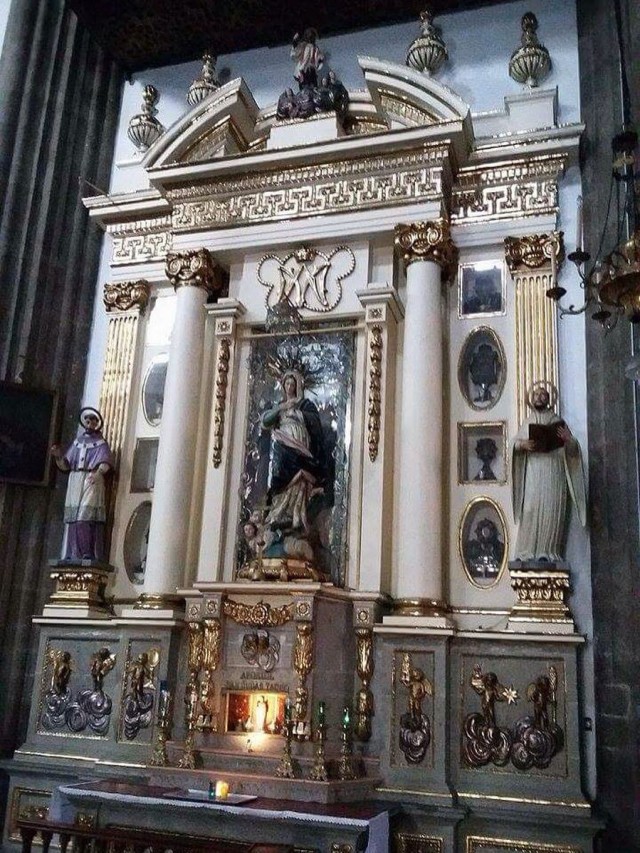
[406,9,448,77]
[127,84,165,152]
[187,53,220,106]
[509,12,552,88]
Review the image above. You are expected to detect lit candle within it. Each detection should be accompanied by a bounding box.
[317,701,326,726]
[158,681,170,718]
[342,706,351,727]
[284,697,292,722]
[575,196,583,251]
[215,780,229,800]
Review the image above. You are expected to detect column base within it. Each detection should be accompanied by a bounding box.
[45,560,114,618]
[384,598,454,629]
[121,593,185,620]
[507,562,576,633]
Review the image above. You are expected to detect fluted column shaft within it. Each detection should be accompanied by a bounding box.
[143,250,222,599]
[393,221,457,615]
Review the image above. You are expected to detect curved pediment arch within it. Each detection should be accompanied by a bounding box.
[357,56,471,128]
[142,77,260,168]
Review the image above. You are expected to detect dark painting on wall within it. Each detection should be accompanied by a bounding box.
[0,382,58,486]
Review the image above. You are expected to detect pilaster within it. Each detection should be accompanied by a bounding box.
[504,232,563,424]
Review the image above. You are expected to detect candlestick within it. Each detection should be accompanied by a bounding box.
[309,721,329,782]
[284,697,292,722]
[337,707,356,781]
[276,719,296,779]
[215,780,229,800]
[317,700,325,725]
[149,688,172,767]
[575,195,583,251]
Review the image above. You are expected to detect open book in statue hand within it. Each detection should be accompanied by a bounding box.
[528,420,566,453]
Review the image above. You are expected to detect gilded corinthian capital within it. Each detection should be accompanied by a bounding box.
[504,232,564,273]
[394,219,458,281]
[165,248,224,295]
[103,280,150,313]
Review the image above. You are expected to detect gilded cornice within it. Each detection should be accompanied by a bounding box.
[394,219,458,281]
[452,154,565,224]
[504,231,564,272]
[103,279,150,313]
[106,214,173,266]
[165,248,223,294]
[169,144,450,231]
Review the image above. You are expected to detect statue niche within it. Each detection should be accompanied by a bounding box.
[237,333,355,586]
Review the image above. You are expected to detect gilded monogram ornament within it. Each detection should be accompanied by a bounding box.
[257,246,355,313]
[394,220,458,281]
[103,280,150,313]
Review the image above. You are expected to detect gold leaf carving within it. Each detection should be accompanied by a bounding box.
[103,280,150,313]
[212,338,231,467]
[394,219,458,281]
[222,599,294,627]
[367,326,383,462]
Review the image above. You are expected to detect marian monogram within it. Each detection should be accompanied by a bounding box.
[257,246,355,313]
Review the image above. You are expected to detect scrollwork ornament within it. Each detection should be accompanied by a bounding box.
[212,338,231,467]
[394,220,458,282]
[504,232,564,272]
[103,280,150,313]
[223,598,294,627]
[241,630,280,673]
[367,327,383,463]
[293,623,314,721]
[354,628,374,742]
[165,248,222,295]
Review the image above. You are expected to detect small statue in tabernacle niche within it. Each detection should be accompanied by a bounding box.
[276,28,349,122]
[474,437,498,481]
[463,664,518,767]
[469,342,501,405]
[51,407,113,562]
[241,630,281,673]
[463,518,505,582]
[41,650,74,730]
[511,666,564,770]
[398,652,433,764]
[123,649,159,740]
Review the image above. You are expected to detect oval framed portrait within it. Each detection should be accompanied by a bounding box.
[458,496,508,589]
[141,353,168,427]
[123,500,152,585]
[457,326,506,411]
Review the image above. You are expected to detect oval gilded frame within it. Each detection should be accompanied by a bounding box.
[141,352,169,427]
[457,326,507,412]
[458,495,509,590]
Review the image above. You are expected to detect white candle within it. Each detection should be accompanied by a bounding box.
[576,196,583,250]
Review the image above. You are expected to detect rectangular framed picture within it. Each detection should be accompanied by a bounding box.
[458,259,505,318]
[457,421,507,484]
[0,381,59,486]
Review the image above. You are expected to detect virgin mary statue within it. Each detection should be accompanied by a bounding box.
[260,370,327,561]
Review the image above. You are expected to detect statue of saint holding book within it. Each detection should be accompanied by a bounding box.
[512,382,586,562]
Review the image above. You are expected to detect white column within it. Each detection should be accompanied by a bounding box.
[392,221,457,618]
[140,249,222,608]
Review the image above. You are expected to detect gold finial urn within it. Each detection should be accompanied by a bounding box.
[127,84,165,152]
[406,9,448,77]
[187,53,220,106]
[508,12,551,88]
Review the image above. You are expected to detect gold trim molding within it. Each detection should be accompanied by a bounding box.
[453,155,565,225]
[367,326,383,463]
[466,836,582,853]
[393,598,450,617]
[396,832,443,853]
[170,145,449,231]
[212,338,231,467]
[394,219,458,282]
[166,248,224,294]
[107,215,173,266]
[222,598,294,627]
[509,567,573,623]
[103,280,150,314]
